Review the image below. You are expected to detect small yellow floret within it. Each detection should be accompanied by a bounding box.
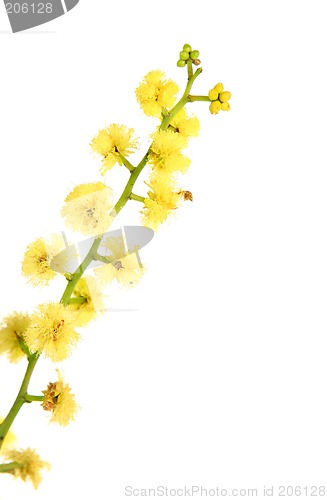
[149,130,190,174]
[23,303,80,362]
[90,124,139,175]
[22,234,67,286]
[42,370,79,426]
[61,182,114,236]
[95,236,144,287]
[135,70,179,118]
[141,173,187,230]
[170,109,200,139]
[69,277,104,326]
[0,312,31,363]
[1,448,50,489]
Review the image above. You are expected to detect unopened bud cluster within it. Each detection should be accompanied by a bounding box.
[177,43,201,67]
[208,83,232,114]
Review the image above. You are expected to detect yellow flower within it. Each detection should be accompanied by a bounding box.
[90,124,139,175]
[95,236,144,287]
[170,109,200,139]
[61,182,114,236]
[0,419,17,451]
[0,312,31,363]
[22,234,67,286]
[1,448,50,489]
[136,70,179,118]
[141,173,190,230]
[69,277,104,326]
[23,303,80,362]
[42,370,79,427]
[149,130,191,174]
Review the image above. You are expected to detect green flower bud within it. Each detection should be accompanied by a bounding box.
[208,88,219,101]
[219,91,232,103]
[209,101,222,115]
[221,102,231,111]
[179,50,189,61]
[177,59,187,67]
[183,43,192,53]
[190,50,200,59]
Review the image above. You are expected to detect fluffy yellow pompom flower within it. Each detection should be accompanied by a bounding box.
[69,277,104,326]
[141,174,191,230]
[149,130,190,174]
[170,108,200,139]
[42,370,79,427]
[1,448,50,489]
[90,124,139,175]
[22,234,67,286]
[23,303,80,362]
[0,312,31,363]
[61,182,114,236]
[0,419,17,451]
[136,70,179,118]
[95,236,144,287]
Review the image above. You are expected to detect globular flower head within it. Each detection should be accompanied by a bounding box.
[170,109,200,139]
[136,70,179,118]
[23,303,80,362]
[69,277,104,326]
[141,172,191,231]
[0,312,31,363]
[61,182,114,236]
[22,234,68,287]
[208,83,232,114]
[1,448,50,489]
[90,124,139,175]
[149,130,191,174]
[42,370,79,427]
[95,236,144,287]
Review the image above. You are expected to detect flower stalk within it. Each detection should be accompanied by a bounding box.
[0,43,231,487]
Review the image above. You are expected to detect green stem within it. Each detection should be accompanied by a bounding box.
[130,193,145,203]
[24,395,44,403]
[112,152,150,215]
[117,152,135,172]
[0,462,24,473]
[187,59,193,79]
[0,353,39,450]
[92,252,112,264]
[160,68,203,130]
[0,62,205,456]
[188,95,211,102]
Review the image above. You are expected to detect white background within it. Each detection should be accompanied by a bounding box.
[1,0,327,498]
